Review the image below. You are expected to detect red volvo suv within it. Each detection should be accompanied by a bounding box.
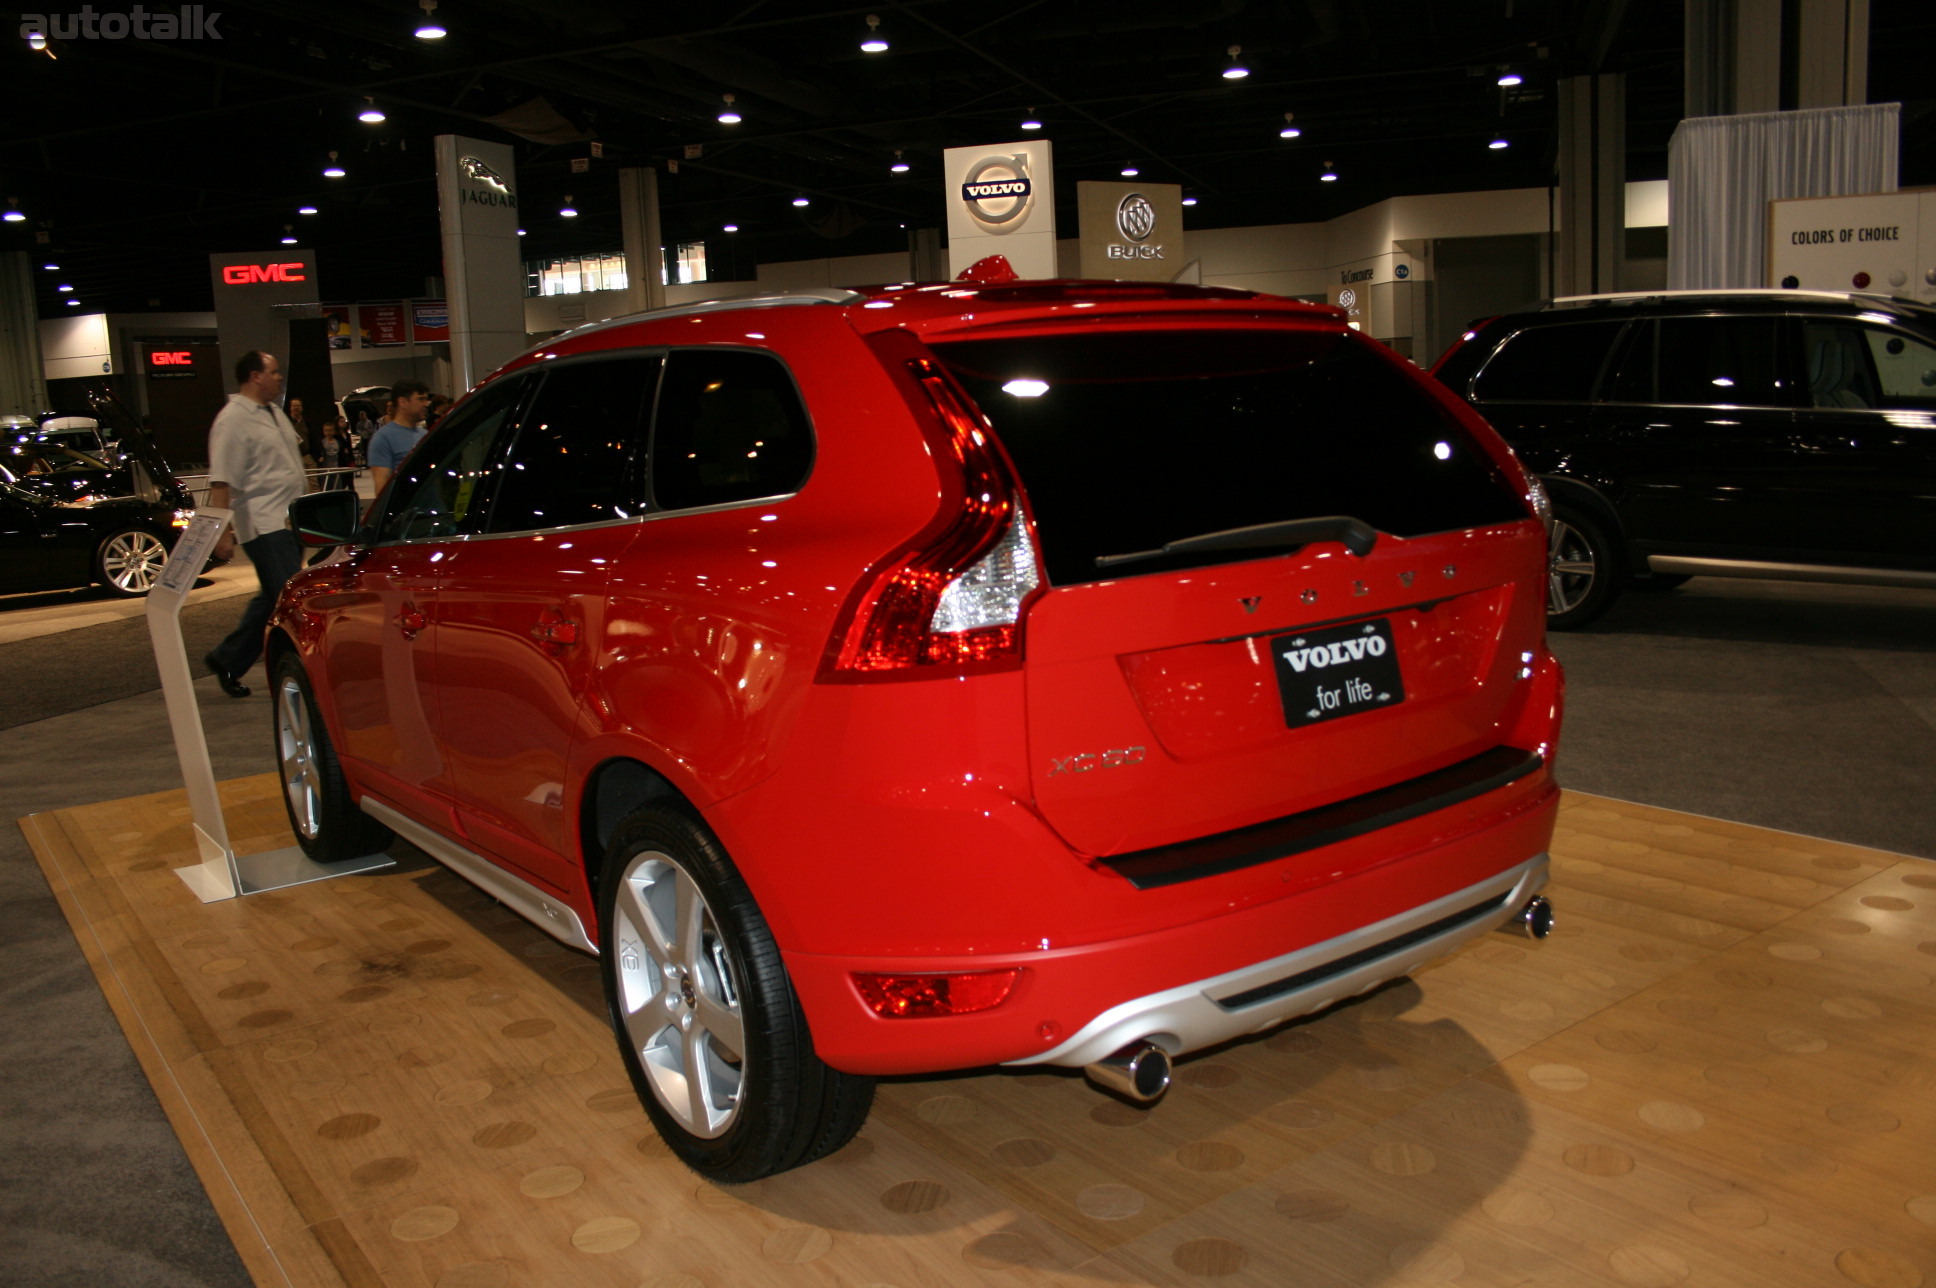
[273,281,1562,1180]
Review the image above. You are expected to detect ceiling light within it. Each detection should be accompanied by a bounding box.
[1279,112,1301,139]
[415,0,445,39]
[860,14,888,53]
[717,93,741,125]
[358,98,385,124]
[57,284,72,292]
[1489,136,1509,150]
[66,299,79,306]
[322,151,345,178]
[723,223,739,232]
[26,30,46,50]
[1020,108,1042,130]
[1182,197,1198,207]
[516,228,526,235]
[1497,71,1523,87]
[1121,163,1140,177]
[890,150,909,173]
[41,262,57,271]
[792,196,810,208]
[2,198,24,223]
[298,205,318,215]
[1222,44,1249,80]
[560,195,577,217]
[280,225,297,245]
[1320,161,1337,182]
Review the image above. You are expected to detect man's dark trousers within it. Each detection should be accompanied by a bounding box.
[209,529,304,679]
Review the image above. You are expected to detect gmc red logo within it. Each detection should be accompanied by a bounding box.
[150,351,195,366]
[221,262,307,285]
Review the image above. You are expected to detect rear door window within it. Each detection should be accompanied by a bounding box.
[1470,320,1625,402]
[1651,316,1784,406]
[648,349,814,511]
[1802,321,1936,410]
[935,329,1527,587]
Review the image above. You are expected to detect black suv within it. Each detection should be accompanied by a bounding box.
[1432,290,1936,627]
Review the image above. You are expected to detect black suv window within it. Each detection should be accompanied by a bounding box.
[937,329,1528,587]
[1471,320,1625,402]
[1802,321,1936,410]
[379,374,530,542]
[1621,316,1784,407]
[486,355,659,533]
[649,349,814,511]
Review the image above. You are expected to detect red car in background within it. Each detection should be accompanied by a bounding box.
[272,281,1562,1180]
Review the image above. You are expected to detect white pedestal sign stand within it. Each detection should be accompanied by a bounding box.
[150,507,394,902]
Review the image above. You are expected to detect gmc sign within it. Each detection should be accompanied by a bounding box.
[221,262,307,285]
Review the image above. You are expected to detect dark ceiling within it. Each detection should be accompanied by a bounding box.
[5,0,1932,319]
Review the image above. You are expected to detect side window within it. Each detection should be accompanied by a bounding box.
[485,355,659,533]
[1654,316,1783,406]
[650,349,814,511]
[1803,322,1936,410]
[1470,320,1624,403]
[379,375,530,543]
[1604,320,1655,402]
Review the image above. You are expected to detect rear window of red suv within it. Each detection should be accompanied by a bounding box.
[933,328,1528,586]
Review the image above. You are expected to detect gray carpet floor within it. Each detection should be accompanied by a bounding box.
[1,574,1929,1286]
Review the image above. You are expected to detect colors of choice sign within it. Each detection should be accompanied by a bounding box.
[944,141,1057,281]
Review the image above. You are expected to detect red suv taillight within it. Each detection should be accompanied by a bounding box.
[822,358,1042,679]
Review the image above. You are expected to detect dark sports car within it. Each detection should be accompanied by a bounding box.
[0,478,189,597]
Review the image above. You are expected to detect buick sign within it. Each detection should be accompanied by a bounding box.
[1115,193,1156,242]
[960,154,1033,233]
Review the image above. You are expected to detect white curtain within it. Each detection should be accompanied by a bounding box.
[1668,103,1898,289]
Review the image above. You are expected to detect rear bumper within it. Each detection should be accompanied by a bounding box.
[1016,853,1545,1068]
[780,776,1557,1075]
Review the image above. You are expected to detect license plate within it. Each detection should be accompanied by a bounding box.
[1271,618,1406,728]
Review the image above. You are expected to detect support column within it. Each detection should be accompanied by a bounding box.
[435,135,526,392]
[1556,73,1626,297]
[1795,0,1868,108]
[1686,0,1867,115]
[0,252,47,416]
[619,167,666,317]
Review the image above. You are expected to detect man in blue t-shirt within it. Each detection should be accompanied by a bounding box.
[365,378,433,493]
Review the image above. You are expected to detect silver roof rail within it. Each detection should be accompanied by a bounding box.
[524,288,867,354]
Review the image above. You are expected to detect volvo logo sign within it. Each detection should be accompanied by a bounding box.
[959,154,1034,233]
[1115,193,1156,242]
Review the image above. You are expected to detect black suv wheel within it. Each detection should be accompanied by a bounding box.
[1546,505,1622,629]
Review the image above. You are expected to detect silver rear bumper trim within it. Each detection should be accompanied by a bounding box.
[1010,853,1548,1069]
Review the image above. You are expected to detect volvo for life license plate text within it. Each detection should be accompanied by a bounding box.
[1271,618,1405,729]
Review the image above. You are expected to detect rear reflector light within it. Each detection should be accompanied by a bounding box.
[853,968,1022,1018]
[823,358,1042,678]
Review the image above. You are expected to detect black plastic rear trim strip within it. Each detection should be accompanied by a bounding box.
[1214,890,1513,1010]
[1098,746,1543,890]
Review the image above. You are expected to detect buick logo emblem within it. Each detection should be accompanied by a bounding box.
[1115,193,1156,242]
[959,153,1034,233]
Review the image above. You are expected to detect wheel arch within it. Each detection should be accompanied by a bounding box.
[578,757,692,899]
[1539,475,1638,565]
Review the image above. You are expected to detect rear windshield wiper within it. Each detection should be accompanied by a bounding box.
[1095,515,1378,570]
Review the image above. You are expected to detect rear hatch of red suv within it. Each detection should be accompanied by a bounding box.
[925,317,1546,870]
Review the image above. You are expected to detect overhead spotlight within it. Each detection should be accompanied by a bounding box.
[358,98,386,124]
[1279,112,1301,139]
[25,29,46,50]
[1121,163,1140,177]
[1182,196,1199,207]
[722,223,739,233]
[322,151,345,178]
[415,0,445,39]
[860,13,888,53]
[792,196,810,207]
[57,283,73,292]
[516,228,526,235]
[2,203,24,224]
[717,92,741,125]
[65,299,79,306]
[1320,161,1338,182]
[1020,108,1042,130]
[41,262,58,271]
[298,205,318,215]
[890,150,909,173]
[280,225,298,245]
[1497,70,1523,87]
[559,195,578,217]
[1489,136,1509,150]
[1222,44,1249,80]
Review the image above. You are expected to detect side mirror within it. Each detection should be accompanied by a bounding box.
[289,489,363,547]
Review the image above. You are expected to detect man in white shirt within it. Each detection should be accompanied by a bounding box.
[203,350,307,698]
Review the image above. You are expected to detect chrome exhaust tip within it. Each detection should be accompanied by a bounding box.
[1498,894,1554,940]
[1083,1041,1172,1103]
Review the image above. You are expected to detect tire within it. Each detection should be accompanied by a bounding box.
[1545,505,1623,630]
[1627,572,1691,593]
[271,653,394,862]
[93,527,169,597]
[598,805,874,1182]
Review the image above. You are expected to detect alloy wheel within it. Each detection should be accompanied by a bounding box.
[275,676,322,840]
[1547,518,1598,616]
[103,530,168,593]
[611,850,746,1139]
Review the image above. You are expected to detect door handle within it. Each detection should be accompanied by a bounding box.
[530,618,579,646]
[396,605,427,640]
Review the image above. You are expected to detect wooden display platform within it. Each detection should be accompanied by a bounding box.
[23,778,1936,1288]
